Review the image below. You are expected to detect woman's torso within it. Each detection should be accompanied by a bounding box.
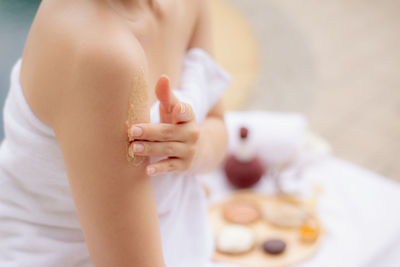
[0,53,220,266]
[0,1,233,266]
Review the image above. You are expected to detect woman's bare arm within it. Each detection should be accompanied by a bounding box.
[51,36,165,267]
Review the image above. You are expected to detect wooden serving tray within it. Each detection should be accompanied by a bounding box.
[208,191,323,267]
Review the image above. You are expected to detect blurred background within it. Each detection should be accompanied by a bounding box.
[0,0,398,181]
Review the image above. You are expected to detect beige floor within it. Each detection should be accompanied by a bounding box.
[222,0,400,181]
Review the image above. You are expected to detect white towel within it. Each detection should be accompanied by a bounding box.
[0,48,232,267]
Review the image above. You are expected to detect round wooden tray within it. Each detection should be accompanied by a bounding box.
[208,191,323,267]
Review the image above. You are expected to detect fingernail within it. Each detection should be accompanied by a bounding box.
[129,126,143,138]
[179,103,185,114]
[133,143,144,153]
[147,166,156,176]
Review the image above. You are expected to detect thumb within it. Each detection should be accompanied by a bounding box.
[155,75,179,114]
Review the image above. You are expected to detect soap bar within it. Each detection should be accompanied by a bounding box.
[262,239,286,255]
[263,202,308,228]
[223,202,261,224]
[216,225,255,254]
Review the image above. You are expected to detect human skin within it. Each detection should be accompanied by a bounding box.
[128,74,227,176]
[19,0,228,266]
[127,0,228,176]
[128,75,200,174]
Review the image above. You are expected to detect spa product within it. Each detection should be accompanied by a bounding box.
[223,202,261,224]
[216,225,255,254]
[263,201,308,228]
[262,239,287,255]
[299,223,319,243]
[224,127,264,188]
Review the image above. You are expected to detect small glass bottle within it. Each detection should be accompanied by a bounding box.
[224,127,265,188]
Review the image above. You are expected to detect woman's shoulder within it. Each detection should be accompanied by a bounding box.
[26,0,146,77]
[22,1,149,126]
[52,28,148,126]
[40,0,146,70]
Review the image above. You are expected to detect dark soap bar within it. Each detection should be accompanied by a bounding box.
[262,239,286,255]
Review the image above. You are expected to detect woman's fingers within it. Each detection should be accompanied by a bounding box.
[172,102,195,124]
[155,75,180,123]
[155,75,173,113]
[146,158,189,176]
[128,121,198,142]
[129,123,179,142]
[129,141,194,158]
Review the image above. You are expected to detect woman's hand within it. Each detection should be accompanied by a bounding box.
[128,76,200,176]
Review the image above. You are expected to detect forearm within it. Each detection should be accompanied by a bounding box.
[186,0,228,173]
[192,115,228,174]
